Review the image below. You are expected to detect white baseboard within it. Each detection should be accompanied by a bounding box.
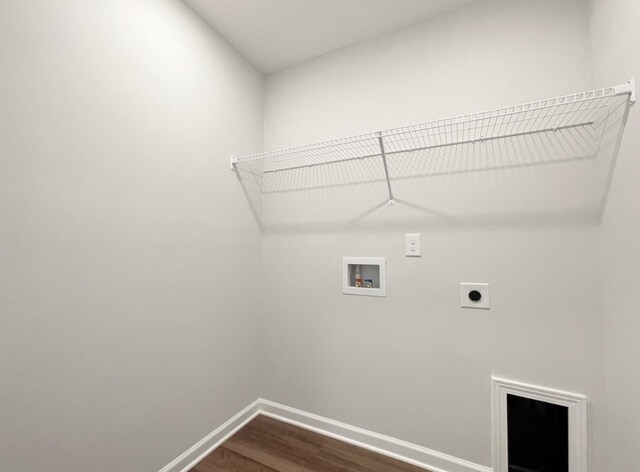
[159,398,493,472]
[259,399,492,472]
[158,399,261,472]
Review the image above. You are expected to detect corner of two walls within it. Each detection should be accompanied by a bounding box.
[589,0,640,470]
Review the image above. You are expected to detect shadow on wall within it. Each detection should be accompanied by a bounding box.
[235,95,630,234]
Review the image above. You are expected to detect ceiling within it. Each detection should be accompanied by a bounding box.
[184,0,478,73]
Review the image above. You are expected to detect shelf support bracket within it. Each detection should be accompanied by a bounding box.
[377,133,395,206]
[614,77,636,105]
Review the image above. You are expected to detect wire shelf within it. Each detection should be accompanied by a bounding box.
[232,80,635,207]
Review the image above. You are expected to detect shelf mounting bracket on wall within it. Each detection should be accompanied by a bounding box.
[377,132,395,206]
[614,77,636,105]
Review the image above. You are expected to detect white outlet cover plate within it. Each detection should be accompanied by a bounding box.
[460,283,490,309]
[405,233,421,257]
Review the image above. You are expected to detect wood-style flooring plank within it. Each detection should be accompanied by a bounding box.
[191,446,278,472]
[190,415,430,472]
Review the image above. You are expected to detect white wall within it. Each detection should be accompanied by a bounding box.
[590,1,640,470]
[0,1,263,471]
[261,0,604,468]
[3,1,636,470]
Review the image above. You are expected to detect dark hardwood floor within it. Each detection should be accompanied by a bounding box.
[190,415,430,472]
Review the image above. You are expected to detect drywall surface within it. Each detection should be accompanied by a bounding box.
[590,0,640,470]
[0,1,262,471]
[261,0,603,467]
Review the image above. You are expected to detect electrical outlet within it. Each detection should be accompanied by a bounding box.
[460,283,490,309]
[405,234,421,257]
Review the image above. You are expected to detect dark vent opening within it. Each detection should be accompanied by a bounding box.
[507,394,569,472]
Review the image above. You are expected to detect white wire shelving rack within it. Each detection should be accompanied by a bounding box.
[231,79,636,206]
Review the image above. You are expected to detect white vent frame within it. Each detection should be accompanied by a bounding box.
[491,376,588,472]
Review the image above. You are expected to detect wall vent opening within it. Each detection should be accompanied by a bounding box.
[507,394,569,472]
[492,377,587,472]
